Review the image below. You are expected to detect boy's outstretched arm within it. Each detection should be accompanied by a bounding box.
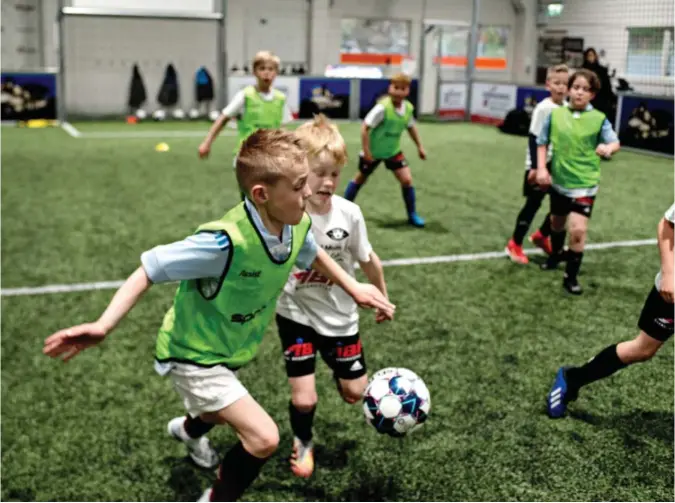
[358,251,390,323]
[44,266,152,361]
[199,114,231,158]
[311,248,395,319]
[657,214,674,303]
[407,124,426,159]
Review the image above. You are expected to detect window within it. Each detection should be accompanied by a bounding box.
[626,27,673,77]
[547,3,564,17]
[478,26,509,59]
[436,25,508,70]
[340,19,410,55]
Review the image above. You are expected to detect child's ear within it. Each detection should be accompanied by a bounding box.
[251,184,268,203]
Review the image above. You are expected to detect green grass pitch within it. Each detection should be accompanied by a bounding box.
[2,120,673,501]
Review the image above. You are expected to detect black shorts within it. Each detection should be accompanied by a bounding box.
[276,314,367,379]
[638,286,674,342]
[550,189,596,218]
[358,152,408,176]
[522,164,551,198]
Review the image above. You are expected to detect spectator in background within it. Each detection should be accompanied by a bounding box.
[582,48,616,124]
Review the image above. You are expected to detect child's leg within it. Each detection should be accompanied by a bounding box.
[344,155,379,201]
[511,172,546,246]
[542,190,570,269]
[276,314,319,477]
[387,154,424,227]
[201,395,280,501]
[547,285,673,418]
[319,333,368,403]
[562,211,589,293]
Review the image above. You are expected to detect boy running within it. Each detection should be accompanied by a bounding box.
[275,115,389,478]
[44,129,394,502]
[506,64,569,264]
[343,73,427,228]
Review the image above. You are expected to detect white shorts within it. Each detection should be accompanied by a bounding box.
[167,362,249,418]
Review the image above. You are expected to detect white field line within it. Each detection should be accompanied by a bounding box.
[60,122,82,138]
[0,238,656,297]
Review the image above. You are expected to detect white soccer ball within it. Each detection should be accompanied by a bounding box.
[152,109,166,121]
[208,110,220,122]
[135,108,147,120]
[172,108,185,120]
[363,367,430,437]
[188,108,201,120]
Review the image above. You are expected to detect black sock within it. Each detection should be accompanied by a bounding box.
[551,230,566,255]
[566,344,628,394]
[212,441,270,501]
[565,250,584,281]
[512,196,543,245]
[289,401,316,443]
[184,415,215,439]
[539,213,552,237]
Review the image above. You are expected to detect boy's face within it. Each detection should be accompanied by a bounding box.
[254,62,278,88]
[568,76,595,109]
[264,160,311,225]
[546,73,568,103]
[307,155,342,206]
[389,82,410,101]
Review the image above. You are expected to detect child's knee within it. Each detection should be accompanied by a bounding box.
[397,173,413,187]
[247,421,280,458]
[339,377,367,404]
[569,227,586,247]
[291,389,318,412]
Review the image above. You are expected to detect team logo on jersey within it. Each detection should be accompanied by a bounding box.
[326,227,349,241]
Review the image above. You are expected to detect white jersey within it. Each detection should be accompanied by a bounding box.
[276,196,374,336]
[655,203,675,289]
[525,97,560,169]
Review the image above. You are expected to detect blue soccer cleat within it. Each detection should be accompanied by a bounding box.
[408,212,425,228]
[546,367,574,418]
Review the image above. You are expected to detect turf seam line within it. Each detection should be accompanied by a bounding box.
[60,122,82,138]
[0,238,657,297]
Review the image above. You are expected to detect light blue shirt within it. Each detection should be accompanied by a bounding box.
[537,103,619,146]
[141,199,318,283]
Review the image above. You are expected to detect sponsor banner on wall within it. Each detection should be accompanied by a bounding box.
[515,86,550,112]
[358,78,419,119]
[617,95,674,156]
[227,76,300,118]
[1,72,58,121]
[469,82,517,126]
[298,78,350,119]
[437,82,467,119]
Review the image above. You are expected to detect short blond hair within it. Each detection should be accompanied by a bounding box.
[236,129,306,194]
[390,72,412,87]
[294,114,348,168]
[547,64,569,80]
[252,50,281,72]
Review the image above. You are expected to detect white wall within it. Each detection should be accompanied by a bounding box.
[541,0,674,95]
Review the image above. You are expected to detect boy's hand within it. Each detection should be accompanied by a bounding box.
[417,147,427,160]
[352,283,395,320]
[595,144,612,158]
[659,271,674,303]
[43,322,108,362]
[536,168,551,188]
[363,151,374,163]
[375,309,392,323]
[527,169,537,184]
[198,141,211,159]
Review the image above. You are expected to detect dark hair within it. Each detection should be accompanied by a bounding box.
[569,69,601,93]
[583,47,598,63]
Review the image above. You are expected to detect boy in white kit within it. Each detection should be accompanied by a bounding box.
[275,114,389,478]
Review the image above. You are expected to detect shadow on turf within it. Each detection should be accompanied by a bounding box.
[569,408,674,446]
[369,217,449,234]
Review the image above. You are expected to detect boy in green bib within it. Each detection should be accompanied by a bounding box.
[199,50,292,164]
[44,130,394,502]
[535,69,620,294]
[344,73,427,228]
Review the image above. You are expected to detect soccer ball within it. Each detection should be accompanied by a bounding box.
[172,108,185,120]
[363,367,430,437]
[135,108,147,120]
[208,110,220,122]
[152,109,166,121]
[188,108,201,120]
